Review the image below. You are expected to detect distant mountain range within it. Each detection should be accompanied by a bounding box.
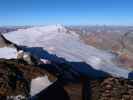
[0,26,32,33]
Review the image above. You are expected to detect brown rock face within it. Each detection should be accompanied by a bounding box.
[90,77,133,100]
[65,77,133,100]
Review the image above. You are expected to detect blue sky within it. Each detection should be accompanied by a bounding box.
[0,0,133,25]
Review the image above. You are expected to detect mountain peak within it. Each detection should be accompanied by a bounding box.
[31,24,67,33]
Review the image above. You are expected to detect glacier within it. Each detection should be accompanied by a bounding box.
[3,24,133,79]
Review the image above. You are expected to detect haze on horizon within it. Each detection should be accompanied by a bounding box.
[0,0,133,26]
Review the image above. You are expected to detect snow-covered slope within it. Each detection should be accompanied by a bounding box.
[0,47,17,59]
[4,24,78,47]
[4,24,133,79]
[30,76,52,96]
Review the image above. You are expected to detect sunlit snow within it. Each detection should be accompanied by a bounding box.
[30,76,52,96]
[0,47,17,59]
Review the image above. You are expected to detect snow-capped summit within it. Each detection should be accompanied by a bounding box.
[4,24,79,46]
[32,24,67,33]
[17,24,67,33]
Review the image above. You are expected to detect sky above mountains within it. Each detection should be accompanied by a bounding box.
[0,0,133,26]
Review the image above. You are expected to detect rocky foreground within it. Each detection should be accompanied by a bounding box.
[0,59,57,100]
[0,59,133,100]
[65,77,133,100]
